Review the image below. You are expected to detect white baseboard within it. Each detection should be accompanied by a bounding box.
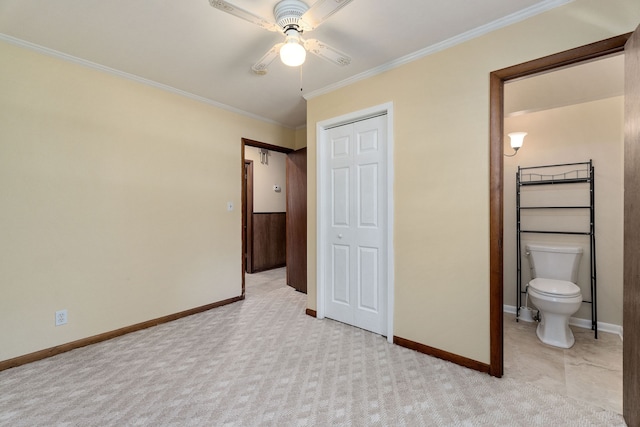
[503,305,518,315]
[503,304,623,340]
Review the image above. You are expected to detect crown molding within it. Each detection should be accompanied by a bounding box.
[303,0,573,101]
[1,0,572,126]
[0,33,292,129]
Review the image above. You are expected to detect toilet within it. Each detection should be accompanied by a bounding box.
[526,244,583,348]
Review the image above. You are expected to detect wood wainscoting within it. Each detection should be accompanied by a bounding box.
[250,212,286,273]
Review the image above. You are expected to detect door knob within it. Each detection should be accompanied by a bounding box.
[338,234,343,239]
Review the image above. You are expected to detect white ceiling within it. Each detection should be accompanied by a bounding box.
[0,0,569,128]
[505,54,624,116]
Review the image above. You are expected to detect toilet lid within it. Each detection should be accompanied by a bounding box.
[529,278,581,298]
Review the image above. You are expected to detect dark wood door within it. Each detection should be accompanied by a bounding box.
[286,148,307,293]
[624,23,640,427]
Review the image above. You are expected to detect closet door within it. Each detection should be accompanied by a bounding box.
[323,115,387,335]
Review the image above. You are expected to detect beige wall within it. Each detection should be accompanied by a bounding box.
[306,0,639,364]
[244,147,287,213]
[0,40,295,361]
[295,127,307,149]
[503,96,624,326]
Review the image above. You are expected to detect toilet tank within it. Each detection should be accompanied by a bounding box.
[525,244,583,283]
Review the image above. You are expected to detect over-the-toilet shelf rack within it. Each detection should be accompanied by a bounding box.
[516,160,597,338]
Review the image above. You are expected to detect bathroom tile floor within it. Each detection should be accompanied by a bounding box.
[503,312,623,414]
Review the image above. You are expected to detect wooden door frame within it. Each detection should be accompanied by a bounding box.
[623,25,640,427]
[241,138,293,295]
[244,160,254,274]
[488,34,631,378]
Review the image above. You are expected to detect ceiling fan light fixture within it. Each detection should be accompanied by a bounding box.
[210,0,353,72]
[280,30,306,67]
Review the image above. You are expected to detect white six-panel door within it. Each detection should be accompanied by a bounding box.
[323,115,387,335]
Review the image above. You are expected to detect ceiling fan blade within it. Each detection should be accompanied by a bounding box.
[304,39,351,66]
[251,43,284,74]
[299,0,354,31]
[209,0,280,32]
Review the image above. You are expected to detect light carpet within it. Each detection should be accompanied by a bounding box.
[0,268,625,426]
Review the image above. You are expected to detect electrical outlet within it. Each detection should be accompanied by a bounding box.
[55,309,68,326]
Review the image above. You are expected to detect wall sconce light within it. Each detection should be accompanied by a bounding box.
[505,132,527,157]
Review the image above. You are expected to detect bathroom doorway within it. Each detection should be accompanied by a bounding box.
[501,53,625,413]
[488,31,639,422]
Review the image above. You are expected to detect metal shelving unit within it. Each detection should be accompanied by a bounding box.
[516,160,597,338]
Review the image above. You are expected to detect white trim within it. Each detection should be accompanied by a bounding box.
[385,107,395,342]
[2,0,572,127]
[316,102,395,343]
[304,0,573,101]
[503,304,623,340]
[0,33,291,129]
[503,305,518,315]
[568,317,623,341]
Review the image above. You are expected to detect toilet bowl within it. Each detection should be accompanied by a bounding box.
[526,244,583,348]
[527,278,582,348]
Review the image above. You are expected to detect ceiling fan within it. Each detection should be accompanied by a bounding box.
[209,0,354,74]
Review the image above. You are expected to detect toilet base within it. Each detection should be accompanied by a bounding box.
[536,312,575,349]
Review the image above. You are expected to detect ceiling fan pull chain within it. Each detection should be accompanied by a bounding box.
[300,65,303,93]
